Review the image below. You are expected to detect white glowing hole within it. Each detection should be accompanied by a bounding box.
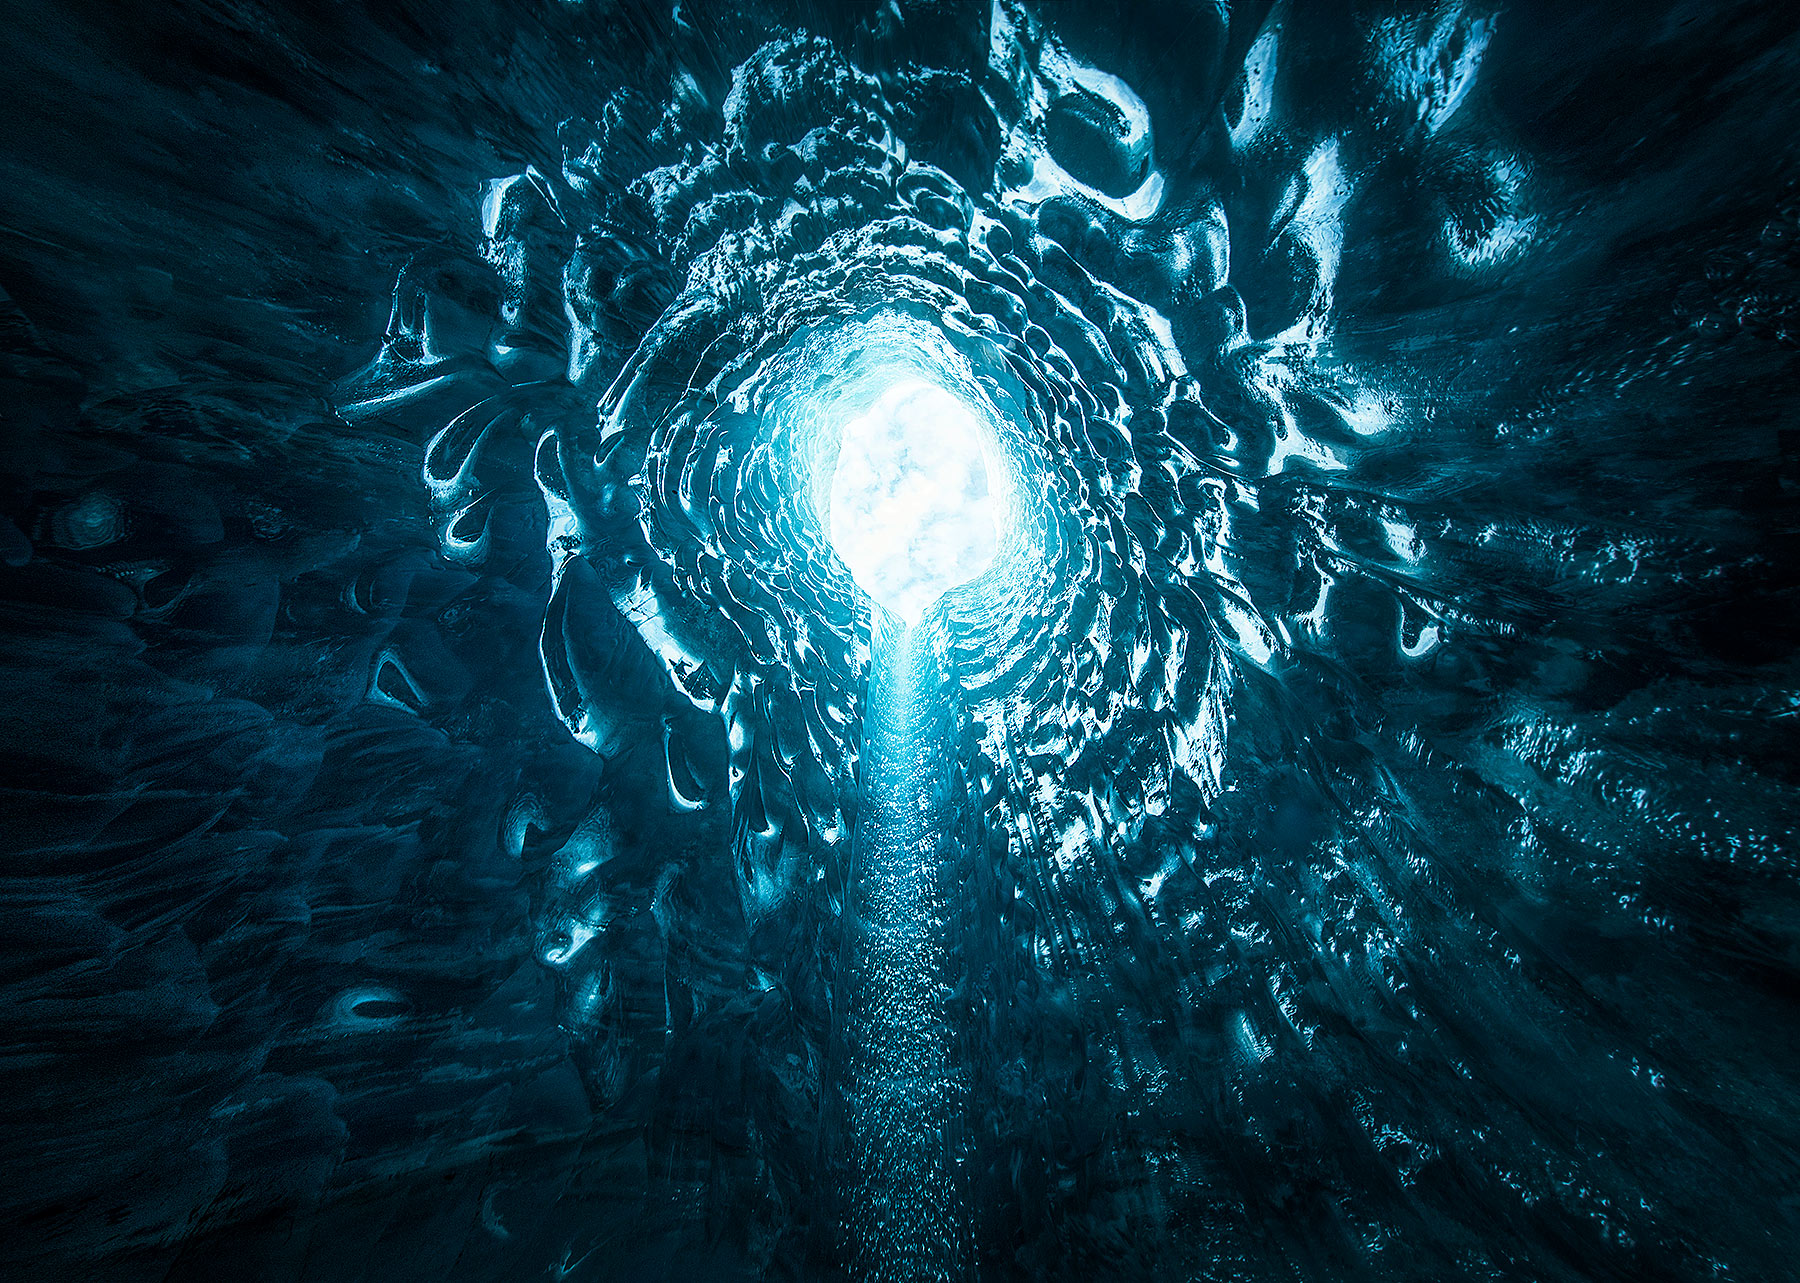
[827,380,1002,624]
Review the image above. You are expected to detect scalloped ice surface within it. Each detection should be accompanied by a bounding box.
[2,2,1799,1281]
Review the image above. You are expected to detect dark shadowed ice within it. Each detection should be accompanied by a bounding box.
[2,2,1799,1280]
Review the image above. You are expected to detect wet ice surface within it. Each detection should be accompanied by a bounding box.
[840,621,965,1282]
[2,1,1800,1280]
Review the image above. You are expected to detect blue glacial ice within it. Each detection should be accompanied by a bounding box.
[1,2,1799,1281]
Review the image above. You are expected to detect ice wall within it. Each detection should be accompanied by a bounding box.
[2,2,1798,1281]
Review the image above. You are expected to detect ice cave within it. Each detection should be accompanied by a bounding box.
[1,2,1798,1280]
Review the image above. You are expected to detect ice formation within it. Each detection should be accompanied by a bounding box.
[2,2,1798,1281]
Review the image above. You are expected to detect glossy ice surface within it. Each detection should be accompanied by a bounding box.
[1,2,1798,1281]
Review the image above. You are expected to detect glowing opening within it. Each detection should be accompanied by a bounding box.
[826,379,1004,624]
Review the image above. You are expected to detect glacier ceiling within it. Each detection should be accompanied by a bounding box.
[2,1,1799,1280]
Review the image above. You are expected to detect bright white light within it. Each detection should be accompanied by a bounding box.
[826,379,1003,624]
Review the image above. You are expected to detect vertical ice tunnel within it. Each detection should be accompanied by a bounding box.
[804,321,1029,1281]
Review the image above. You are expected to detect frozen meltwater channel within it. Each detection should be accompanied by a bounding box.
[840,618,966,1283]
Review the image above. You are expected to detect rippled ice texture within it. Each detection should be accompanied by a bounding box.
[2,2,1799,1281]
